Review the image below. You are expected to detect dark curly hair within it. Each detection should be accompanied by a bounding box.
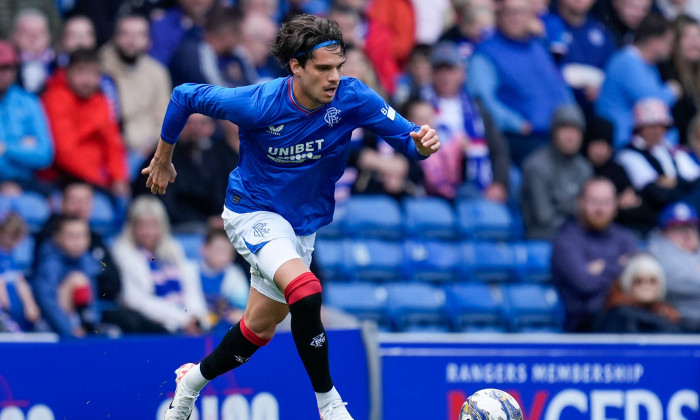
[271,14,345,74]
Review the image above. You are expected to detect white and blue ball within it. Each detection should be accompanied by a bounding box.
[459,388,523,420]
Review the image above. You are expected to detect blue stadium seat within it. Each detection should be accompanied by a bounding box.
[404,240,460,283]
[324,282,389,327]
[90,192,117,236]
[12,235,35,271]
[345,239,404,282]
[386,283,448,332]
[7,192,49,233]
[403,197,457,240]
[174,233,204,261]
[316,204,347,239]
[457,199,514,240]
[502,284,565,332]
[461,241,519,282]
[447,283,507,332]
[314,239,347,282]
[344,195,403,240]
[515,241,552,283]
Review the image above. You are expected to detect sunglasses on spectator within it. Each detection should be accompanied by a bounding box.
[632,276,658,286]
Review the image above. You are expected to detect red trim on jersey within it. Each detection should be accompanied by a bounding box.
[240,316,270,347]
[284,272,322,305]
[287,78,324,115]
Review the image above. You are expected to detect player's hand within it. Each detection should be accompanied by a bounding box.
[142,157,177,195]
[410,125,440,157]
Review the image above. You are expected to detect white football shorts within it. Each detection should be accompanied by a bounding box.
[221,207,316,304]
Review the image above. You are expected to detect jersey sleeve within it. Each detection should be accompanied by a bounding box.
[352,79,427,160]
[160,83,260,144]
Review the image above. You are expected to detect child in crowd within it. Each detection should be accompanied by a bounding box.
[32,215,100,338]
[197,227,249,333]
[0,211,41,332]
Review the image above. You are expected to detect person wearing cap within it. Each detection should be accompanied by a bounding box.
[419,40,511,202]
[596,13,681,148]
[0,39,53,189]
[616,98,700,226]
[552,177,638,332]
[649,201,700,331]
[468,0,573,166]
[584,116,658,233]
[521,103,593,239]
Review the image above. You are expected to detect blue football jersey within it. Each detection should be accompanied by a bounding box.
[160,76,426,235]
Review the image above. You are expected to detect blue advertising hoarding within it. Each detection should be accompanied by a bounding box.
[0,329,369,420]
[380,334,700,420]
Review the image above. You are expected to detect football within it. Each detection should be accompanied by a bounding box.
[459,388,523,420]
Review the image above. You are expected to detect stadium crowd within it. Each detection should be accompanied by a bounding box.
[2,0,700,337]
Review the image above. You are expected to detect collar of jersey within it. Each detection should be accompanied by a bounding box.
[287,77,326,115]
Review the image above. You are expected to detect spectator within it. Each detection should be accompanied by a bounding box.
[596,253,681,333]
[33,216,101,338]
[149,0,219,67]
[393,44,433,108]
[616,98,700,228]
[100,14,172,177]
[596,13,680,147]
[584,116,655,233]
[521,104,593,239]
[41,48,129,197]
[421,41,510,202]
[660,15,700,145]
[0,211,40,332]
[649,201,700,331]
[366,0,416,67]
[0,40,53,190]
[237,12,285,83]
[544,0,616,115]
[411,0,452,45]
[468,0,573,166]
[196,227,248,333]
[168,7,243,87]
[328,3,400,95]
[552,177,638,332]
[11,8,54,94]
[54,16,121,122]
[439,0,495,62]
[597,0,652,47]
[0,1,62,42]
[656,0,700,22]
[112,196,209,334]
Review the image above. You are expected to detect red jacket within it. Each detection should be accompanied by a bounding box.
[41,70,128,188]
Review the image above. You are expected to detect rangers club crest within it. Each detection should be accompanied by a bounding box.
[324,107,341,127]
[253,222,270,238]
[310,333,326,348]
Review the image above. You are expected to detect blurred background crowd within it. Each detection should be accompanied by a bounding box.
[2,0,700,338]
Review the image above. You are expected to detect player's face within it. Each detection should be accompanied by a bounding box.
[291,46,345,109]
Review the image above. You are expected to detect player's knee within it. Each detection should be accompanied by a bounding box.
[241,315,276,344]
[284,272,322,309]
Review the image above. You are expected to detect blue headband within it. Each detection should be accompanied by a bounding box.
[293,40,341,58]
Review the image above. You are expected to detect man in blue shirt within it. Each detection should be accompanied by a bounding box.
[0,40,53,188]
[144,15,440,420]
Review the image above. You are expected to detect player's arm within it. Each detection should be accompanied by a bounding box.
[354,80,439,159]
[143,83,259,195]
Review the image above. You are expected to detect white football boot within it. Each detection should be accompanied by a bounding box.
[320,401,354,420]
[164,363,199,420]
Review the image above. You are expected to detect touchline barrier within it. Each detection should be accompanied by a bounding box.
[378,334,700,420]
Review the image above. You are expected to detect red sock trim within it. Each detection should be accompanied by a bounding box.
[284,272,322,305]
[240,316,270,347]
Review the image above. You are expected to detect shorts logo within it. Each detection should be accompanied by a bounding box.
[253,222,270,238]
[324,107,341,127]
[267,124,284,135]
[310,333,326,348]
